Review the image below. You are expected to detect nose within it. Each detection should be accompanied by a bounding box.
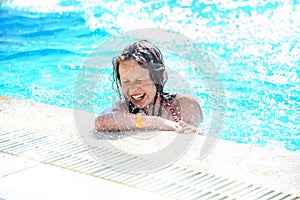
[128,82,140,94]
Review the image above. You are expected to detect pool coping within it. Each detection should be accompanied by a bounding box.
[0,98,299,198]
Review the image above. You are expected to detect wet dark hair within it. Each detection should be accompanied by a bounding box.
[112,40,171,115]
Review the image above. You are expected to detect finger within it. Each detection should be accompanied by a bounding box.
[175,125,184,133]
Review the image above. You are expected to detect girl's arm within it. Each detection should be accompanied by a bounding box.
[95,112,181,132]
[95,100,181,132]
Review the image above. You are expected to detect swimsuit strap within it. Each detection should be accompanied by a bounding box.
[161,92,180,123]
[166,101,180,122]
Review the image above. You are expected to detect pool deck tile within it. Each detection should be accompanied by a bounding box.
[0,153,172,200]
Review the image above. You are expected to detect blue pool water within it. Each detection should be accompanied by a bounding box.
[0,0,299,151]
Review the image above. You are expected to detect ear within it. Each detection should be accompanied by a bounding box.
[163,71,168,83]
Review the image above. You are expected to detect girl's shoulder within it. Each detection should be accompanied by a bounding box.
[174,93,200,105]
[162,93,199,107]
[112,99,129,111]
[174,93,203,125]
[100,99,128,114]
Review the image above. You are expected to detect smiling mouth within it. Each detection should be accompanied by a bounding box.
[131,93,145,103]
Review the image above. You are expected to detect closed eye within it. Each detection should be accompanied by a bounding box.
[121,80,130,85]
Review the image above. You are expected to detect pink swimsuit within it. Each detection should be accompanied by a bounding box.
[167,102,180,122]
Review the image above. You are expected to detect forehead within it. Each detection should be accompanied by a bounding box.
[119,59,149,78]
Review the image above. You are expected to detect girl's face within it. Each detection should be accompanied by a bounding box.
[119,59,157,108]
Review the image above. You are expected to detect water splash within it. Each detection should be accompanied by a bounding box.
[1,0,299,151]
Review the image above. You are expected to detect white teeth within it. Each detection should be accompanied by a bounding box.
[132,94,144,99]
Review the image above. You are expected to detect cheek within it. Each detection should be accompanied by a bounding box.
[144,84,157,96]
[121,85,130,97]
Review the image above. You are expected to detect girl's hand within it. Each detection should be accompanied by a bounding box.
[150,117,179,132]
[157,118,201,135]
[176,121,202,135]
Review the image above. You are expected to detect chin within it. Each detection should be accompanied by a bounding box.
[133,102,147,109]
[134,103,145,108]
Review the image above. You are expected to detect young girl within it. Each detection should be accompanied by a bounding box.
[95,40,203,133]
